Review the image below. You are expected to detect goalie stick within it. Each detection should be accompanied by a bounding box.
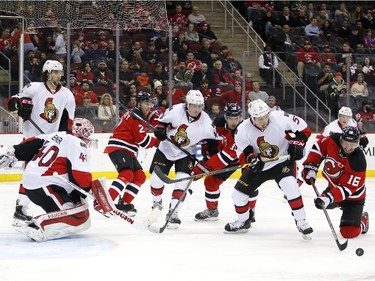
[154,154,291,184]
[311,180,348,251]
[148,178,194,234]
[52,172,160,231]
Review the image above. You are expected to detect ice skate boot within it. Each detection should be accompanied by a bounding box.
[12,200,33,227]
[249,208,256,223]
[115,198,137,217]
[296,219,313,240]
[166,210,181,229]
[195,208,219,221]
[224,218,251,234]
[361,212,369,234]
[152,200,163,211]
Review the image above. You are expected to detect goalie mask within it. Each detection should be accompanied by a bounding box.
[72,118,97,148]
[185,90,204,118]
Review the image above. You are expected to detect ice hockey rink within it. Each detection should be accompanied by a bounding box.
[0,178,374,281]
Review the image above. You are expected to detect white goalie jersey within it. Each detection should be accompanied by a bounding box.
[15,82,76,138]
[22,131,92,192]
[157,103,217,161]
[235,110,310,171]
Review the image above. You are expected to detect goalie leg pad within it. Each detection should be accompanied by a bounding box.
[91,178,115,213]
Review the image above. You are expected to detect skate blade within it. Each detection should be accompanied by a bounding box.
[194,217,219,222]
[302,234,312,240]
[12,218,30,227]
[166,222,180,229]
[223,229,250,234]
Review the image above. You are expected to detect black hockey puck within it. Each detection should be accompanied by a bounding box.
[356,248,364,256]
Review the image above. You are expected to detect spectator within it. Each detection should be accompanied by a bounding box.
[167,81,186,105]
[293,8,309,28]
[317,64,334,101]
[245,1,266,26]
[105,39,121,72]
[196,38,212,63]
[244,72,254,92]
[258,45,280,87]
[345,27,364,50]
[304,17,321,38]
[76,62,95,85]
[23,50,36,81]
[233,69,243,83]
[320,19,336,39]
[185,51,202,72]
[82,39,106,69]
[94,60,114,95]
[52,27,67,59]
[261,10,278,41]
[0,27,15,62]
[11,24,35,56]
[69,75,84,100]
[121,84,138,105]
[337,20,351,39]
[191,63,213,89]
[267,95,282,111]
[361,10,375,30]
[188,6,207,25]
[126,41,144,63]
[184,22,200,44]
[177,41,191,61]
[173,60,194,89]
[248,81,269,102]
[98,93,116,132]
[154,32,169,54]
[170,3,188,27]
[75,96,99,122]
[276,6,293,28]
[352,5,365,22]
[350,73,369,108]
[363,29,375,49]
[334,2,351,25]
[98,30,109,50]
[199,78,214,102]
[143,42,160,65]
[335,42,353,68]
[208,102,221,121]
[39,34,54,58]
[172,31,187,52]
[206,50,220,72]
[211,59,235,88]
[151,93,167,114]
[222,50,242,76]
[75,80,100,106]
[126,94,137,109]
[273,24,295,53]
[198,22,220,45]
[71,40,84,64]
[119,60,135,92]
[326,72,347,117]
[355,100,375,131]
[306,3,318,20]
[153,80,166,100]
[220,81,243,106]
[296,40,321,78]
[149,62,168,87]
[135,71,151,90]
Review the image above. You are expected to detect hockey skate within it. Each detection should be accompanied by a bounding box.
[296,219,313,240]
[143,200,163,227]
[166,210,181,229]
[224,218,251,234]
[249,208,256,223]
[195,208,219,221]
[115,198,137,217]
[361,212,369,234]
[152,200,163,211]
[12,200,33,227]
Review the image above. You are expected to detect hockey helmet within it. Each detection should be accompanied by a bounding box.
[248,99,269,119]
[341,126,360,143]
[224,103,242,117]
[136,91,152,103]
[42,60,64,74]
[186,90,204,107]
[338,106,352,117]
[72,118,95,147]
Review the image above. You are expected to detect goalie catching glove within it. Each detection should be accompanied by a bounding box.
[0,146,18,168]
[287,140,305,161]
[302,163,319,185]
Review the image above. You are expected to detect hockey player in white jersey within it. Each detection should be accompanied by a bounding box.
[150,90,217,229]
[5,60,76,225]
[318,106,369,148]
[224,99,313,238]
[0,118,108,242]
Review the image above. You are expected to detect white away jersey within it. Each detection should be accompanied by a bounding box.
[235,111,309,170]
[320,119,358,137]
[157,103,217,161]
[22,132,91,192]
[16,82,76,138]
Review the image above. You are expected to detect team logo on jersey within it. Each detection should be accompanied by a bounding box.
[323,157,344,178]
[257,136,279,158]
[172,124,190,147]
[40,97,59,123]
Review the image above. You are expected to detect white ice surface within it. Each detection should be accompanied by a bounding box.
[0,178,374,281]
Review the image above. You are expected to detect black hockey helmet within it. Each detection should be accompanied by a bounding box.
[341,126,360,143]
[136,91,152,103]
[224,103,242,117]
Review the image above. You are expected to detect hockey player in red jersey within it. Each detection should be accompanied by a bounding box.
[104,92,160,216]
[225,99,313,238]
[5,60,76,226]
[0,118,108,242]
[150,90,217,229]
[302,126,369,238]
[193,103,259,221]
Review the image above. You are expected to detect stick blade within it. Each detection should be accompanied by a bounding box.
[154,166,174,184]
[338,239,348,251]
[148,225,163,233]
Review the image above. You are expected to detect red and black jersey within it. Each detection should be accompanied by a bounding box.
[104,108,160,157]
[304,133,366,203]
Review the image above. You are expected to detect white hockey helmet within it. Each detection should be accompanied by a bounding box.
[72,118,95,145]
[338,106,352,117]
[42,60,64,74]
[248,99,270,119]
[186,90,204,107]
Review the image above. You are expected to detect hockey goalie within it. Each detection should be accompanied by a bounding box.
[0,118,114,242]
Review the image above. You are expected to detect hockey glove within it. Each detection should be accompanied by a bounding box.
[359,135,369,149]
[154,126,167,141]
[302,163,319,185]
[314,194,333,210]
[287,140,305,161]
[0,146,17,168]
[246,152,265,173]
[192,161,211,181]
[17,98,33,121]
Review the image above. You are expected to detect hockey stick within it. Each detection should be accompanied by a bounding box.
[52,172,152,231]
[29,118,45,134]
[154,154,291,184]
[117,101,209,173]
[148,178,194,234]
[311,180,348,251]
